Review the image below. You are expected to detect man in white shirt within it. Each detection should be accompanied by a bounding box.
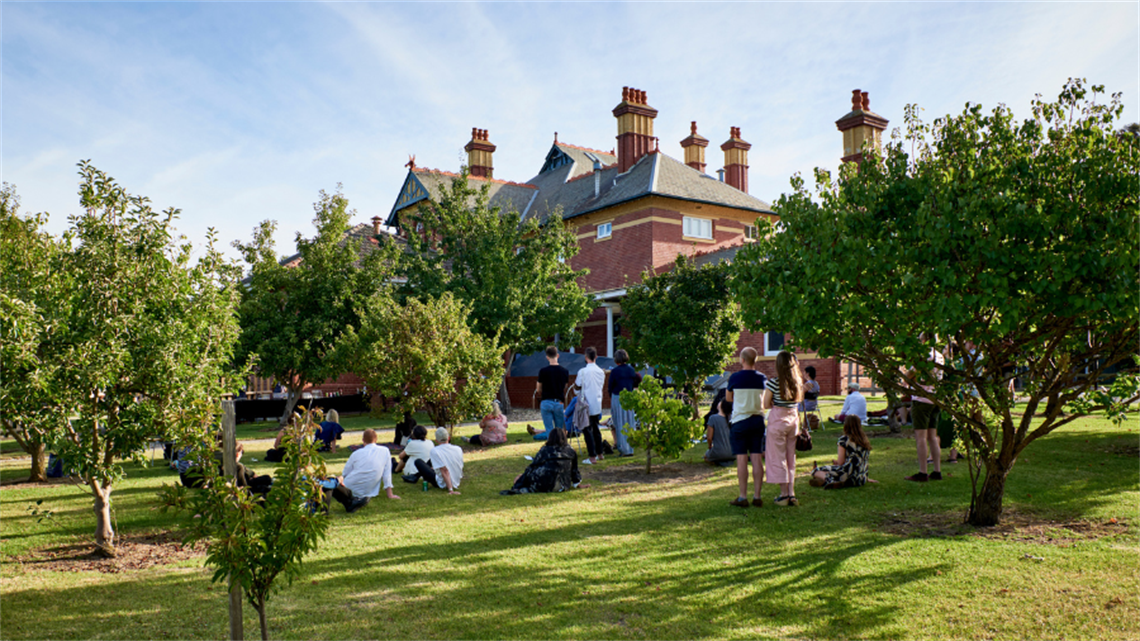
[832,382,868,426]
[414,427,464,495]
[329,429,400,513]
[575,346,607,465]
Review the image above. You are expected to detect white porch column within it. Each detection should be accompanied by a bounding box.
[605,305,614,358]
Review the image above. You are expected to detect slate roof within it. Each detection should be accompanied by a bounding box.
[386,168,537,228]
[386,141,774,230]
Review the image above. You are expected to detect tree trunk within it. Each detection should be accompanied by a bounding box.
[278,385,303,429]
[497,378,513,415]
[498,350,514,414]
[28,440,47,483]
[257,595,268,641]
[967,458,1011,526]
[91,481,116,557]
[645,447,652,474]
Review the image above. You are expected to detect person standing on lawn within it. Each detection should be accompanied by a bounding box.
[763,350,804,507]
[907,344,946,482]
[704,397,735,467]
[575,346,607,465]
[607,349,641,457]
[726,347,768,508]
[529,346,571,440]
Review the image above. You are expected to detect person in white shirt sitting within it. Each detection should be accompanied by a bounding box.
[397,425,434,482]
[831,382,868,426]
[327,428,401,513]
[413,427,464,495]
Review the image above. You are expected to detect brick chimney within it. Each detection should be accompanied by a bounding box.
[835,89,888,165]
[613,87,658,173]
[680,121,709,173]
[464,128,496,178]
[720,127,751,193]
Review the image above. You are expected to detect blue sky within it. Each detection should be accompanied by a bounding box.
[4,2,1137,261]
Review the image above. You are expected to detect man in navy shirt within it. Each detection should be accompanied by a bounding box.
[726,347,767,507]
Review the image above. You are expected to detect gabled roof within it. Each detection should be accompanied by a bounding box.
[385,167,537,228]
[386,142,774,230]
[524,151,775,224]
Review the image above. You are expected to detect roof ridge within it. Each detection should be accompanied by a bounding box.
[557,141,616,157]
[412,166,538,189]
[564,162,619,184]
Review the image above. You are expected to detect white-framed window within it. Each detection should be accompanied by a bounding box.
[683,216,712,240]
[764,330,785,356]
[597,222,612,239]
[415,222,424,233]
[744,225,758,240]
[515,246,524,256]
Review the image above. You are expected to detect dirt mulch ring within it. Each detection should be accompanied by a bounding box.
[878,508,1129,546]
[587,461,723,485]
[14,531,206,574]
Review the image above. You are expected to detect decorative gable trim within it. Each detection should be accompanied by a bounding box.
[387,172,431,225]
[540,145,574,175]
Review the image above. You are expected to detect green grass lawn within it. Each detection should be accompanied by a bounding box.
[1,405,1137,640]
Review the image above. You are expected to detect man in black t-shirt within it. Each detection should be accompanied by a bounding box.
[530,346,570,440]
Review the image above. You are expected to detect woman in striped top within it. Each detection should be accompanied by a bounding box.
[762,351,804,506]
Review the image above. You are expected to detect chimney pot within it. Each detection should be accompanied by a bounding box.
[622,86,630,101]
[861,92,870,110]
[691,121,698,135]
[371,216,383,235]
[717,168,725,182]
[852,89,862,111]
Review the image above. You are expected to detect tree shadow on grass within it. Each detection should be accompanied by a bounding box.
[276,485,939,640]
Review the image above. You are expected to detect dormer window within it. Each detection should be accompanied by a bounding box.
[683,216,712,240]
[597,222,612,239]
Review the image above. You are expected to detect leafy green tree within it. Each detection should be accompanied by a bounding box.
[339,292,502,433]
[392,169,592,411]
[30,161,242,555]
[160,407,330,641]
[618,375,703,473]
[233,188,390,427]
[730,80,1139,526]
[0,183,70,481]
[619,255,742,418]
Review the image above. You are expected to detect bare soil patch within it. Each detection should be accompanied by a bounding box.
[878,508,1129,546]
[588,461,723,485]
[14,530,205,574]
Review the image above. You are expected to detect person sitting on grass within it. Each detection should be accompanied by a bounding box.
[501,428,585,495]
[398,425,434,482]
[704,398,735,467]
[810,415,872,489]
[830,381,868,426]
[414,427,464,495]
[470,400,508,447]
[264,426,288,463]
[233,442,274,497]
[315,409,345,453]
[326,428,401,513]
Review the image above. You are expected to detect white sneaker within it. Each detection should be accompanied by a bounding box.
[582,459,594,465]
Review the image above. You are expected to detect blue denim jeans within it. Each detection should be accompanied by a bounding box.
[537,400,564,440]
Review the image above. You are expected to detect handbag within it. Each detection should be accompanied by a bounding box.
[795,428,813,452]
